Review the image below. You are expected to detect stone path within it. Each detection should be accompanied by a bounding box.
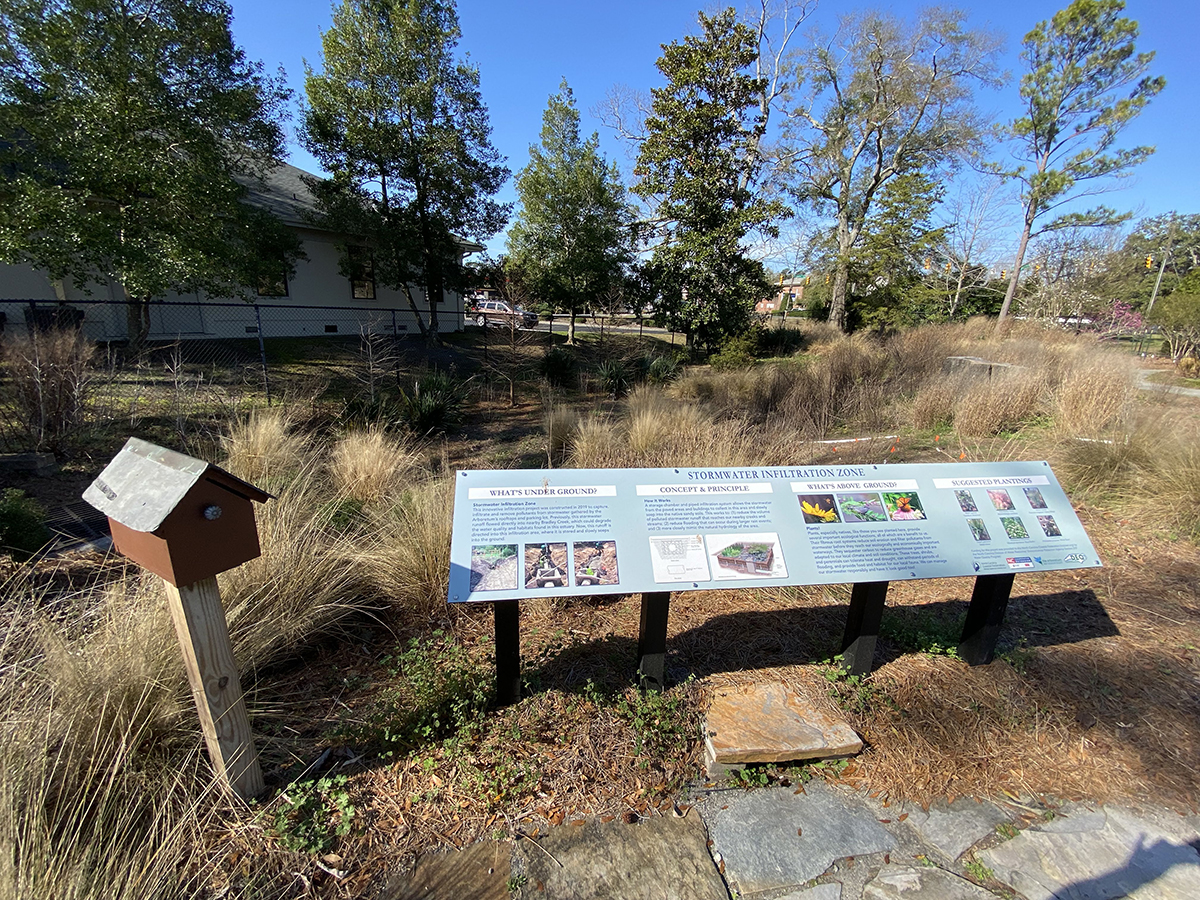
[386,785,1200,900]
[1136,368,1200,398]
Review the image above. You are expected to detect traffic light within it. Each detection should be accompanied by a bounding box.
[1146,254,1153,269]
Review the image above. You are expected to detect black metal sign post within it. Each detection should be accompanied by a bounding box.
[958,573,1016,665]
[494,600,522,705]
[840,581,890,676]
[637,592,672,692]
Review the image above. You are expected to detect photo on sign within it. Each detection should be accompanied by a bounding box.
[573,540,619,586]
[470,544,519,592]
[883,492,926,521]
[1037,515,1062,537]
[798,494,840,524]
[955,490,978,513]
[1024,487,1048,509]
[988,489,1016,511]
[647,534,710,583]
[835,492,887,523]
[1000,516,1029,540]
[967,518,991,542]
[705,532,788,580]
[524,542,569,589]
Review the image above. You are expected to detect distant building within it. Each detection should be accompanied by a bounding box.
[0,163,483,340]
[756,278,807,314]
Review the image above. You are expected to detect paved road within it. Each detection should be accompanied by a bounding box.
[1137,368,1200,398]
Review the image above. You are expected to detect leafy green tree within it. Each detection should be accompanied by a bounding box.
[849,171,946,330]
[1149,272,1200,365]
[302,0,509,345]
[0,0,299,346]
[1101,213,1200,311]
[633,8,787,349]
[787,8,1001,332]
[992,0,1165,333]
[508,80,632,345]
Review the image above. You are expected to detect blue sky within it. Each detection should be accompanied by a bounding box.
[230,0,1198,261]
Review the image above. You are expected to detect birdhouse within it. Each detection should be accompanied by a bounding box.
[83,437,271,587]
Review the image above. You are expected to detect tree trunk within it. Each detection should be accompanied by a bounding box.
[568,309,577,345]
[400,282,429,340]
[995,216,1034,337]
[122,285,150,351]
[829,264,850,332]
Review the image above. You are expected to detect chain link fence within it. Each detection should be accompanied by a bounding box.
[0,297,445,455]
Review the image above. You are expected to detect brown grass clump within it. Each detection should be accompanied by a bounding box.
[220,408,308,484]
[911,380,959,431]
[219,456,369,670]
[568,416,625,468]
[330,428,421,504]
[0,569,213,900]
[953,370,1049,437]
[1052,353,1136,436]
[360,475,456,620]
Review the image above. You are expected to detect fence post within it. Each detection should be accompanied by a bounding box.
[253,303,271,406]
[391,309,401,389]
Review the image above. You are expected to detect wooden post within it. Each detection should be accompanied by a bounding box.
[637,592,671,692]
[494,600,522,705]
[958,573,1016,665]
[840,581,889,676]
[162,576,263,799]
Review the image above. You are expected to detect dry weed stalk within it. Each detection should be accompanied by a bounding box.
[0,327,94,453]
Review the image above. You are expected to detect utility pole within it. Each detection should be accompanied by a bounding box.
[1146,215,1176,316]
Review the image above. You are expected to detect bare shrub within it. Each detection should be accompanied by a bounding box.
[220,408,307,484]
[360,476,455,620]
[330,428,421,504]
[1,327,94,452]
[953,370,1048,437]
[884,323,973,395]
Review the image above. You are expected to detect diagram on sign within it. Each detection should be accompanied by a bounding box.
[705,532,788,581]
[648,534,710,583]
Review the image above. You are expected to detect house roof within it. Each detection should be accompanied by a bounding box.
[244,163,486,253]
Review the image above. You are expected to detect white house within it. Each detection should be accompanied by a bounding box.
[0,163,482,341]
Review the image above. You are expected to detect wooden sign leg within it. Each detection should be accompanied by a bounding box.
[162,576,264,799]
[494,600,522,705]
[840,581,889,676]
[958,573,1016,665]
[637,592,671,692]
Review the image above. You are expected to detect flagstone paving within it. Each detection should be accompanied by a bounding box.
[386,786,1200,900]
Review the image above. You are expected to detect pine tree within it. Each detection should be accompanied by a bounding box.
[992,0,1165,334]
[508,80,632,345]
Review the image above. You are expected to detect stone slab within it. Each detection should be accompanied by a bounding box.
[702,781,894,895]
[978,804,1200,900]
[381,840,511,900]
[903,798,1011,861]
[862,864,998,900]
[705,683,862,765]
[511,813,727,900]
[777,884,842,900]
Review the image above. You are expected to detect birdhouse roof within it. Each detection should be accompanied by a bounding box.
[83,437,270,533]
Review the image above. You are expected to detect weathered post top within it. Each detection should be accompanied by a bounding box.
[83,437,271,587]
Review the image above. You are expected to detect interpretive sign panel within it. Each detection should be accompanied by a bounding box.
[447,461,1100,603]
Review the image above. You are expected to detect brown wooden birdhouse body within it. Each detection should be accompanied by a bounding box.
[84,438,271,587]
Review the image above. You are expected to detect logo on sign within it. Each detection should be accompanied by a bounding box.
[1064,553,1087,563]
[1006,557,1035,569]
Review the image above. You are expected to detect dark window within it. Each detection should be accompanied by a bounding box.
[257,263,289,298]
[348,246,376,300]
